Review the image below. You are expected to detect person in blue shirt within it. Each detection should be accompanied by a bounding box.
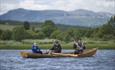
[32,43,42,54]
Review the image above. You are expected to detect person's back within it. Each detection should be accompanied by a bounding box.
[32,43,42,54]
[50,41,62,53]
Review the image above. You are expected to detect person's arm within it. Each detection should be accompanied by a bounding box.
[73,44,77,49]
[56,44,62,51]
[50,45,55,50]
[32,45,34,50]
[35,46,40,51]
[58,44,62,53]
[59,44,62,50]
[48,45,55,54]
[82,42,86,49]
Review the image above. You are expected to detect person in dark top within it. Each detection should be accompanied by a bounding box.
[73,38,86,54]
[32,43,42,54]
[50,40,62,53]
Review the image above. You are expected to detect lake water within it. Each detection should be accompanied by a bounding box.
[0,50,115,70]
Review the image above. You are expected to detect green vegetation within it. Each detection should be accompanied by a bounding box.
[0,39,114,50]
[24,21,30,30]
[41,20,57,37]
[0,30,12,40]
[0,16,115,50]
[93,16,115,40]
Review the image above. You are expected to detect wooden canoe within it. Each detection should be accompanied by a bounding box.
[20,48,97,58]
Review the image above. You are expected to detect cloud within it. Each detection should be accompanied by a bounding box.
[0,3,18,14]
[19,0,49,10]
[0,0,114,15]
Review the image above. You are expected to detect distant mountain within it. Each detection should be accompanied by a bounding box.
[0,8,113,27]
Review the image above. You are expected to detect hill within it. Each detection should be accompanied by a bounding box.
[0,8,113,27]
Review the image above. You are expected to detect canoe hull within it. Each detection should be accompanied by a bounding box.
[20,48,97,58]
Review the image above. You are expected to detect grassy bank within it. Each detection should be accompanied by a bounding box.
[0,39,115,50]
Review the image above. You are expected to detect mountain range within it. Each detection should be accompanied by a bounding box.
[0,8,113,27]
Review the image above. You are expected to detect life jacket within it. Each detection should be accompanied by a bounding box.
[51,43,62,53]
[32,45,41,52]
[75,42,84,50]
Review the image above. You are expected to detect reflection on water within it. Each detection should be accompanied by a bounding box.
[0,50,115,70]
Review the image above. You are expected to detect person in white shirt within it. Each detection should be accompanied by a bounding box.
[73,38,86,54]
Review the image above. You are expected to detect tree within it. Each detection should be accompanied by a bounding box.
[24,21,30,30]
[50,30,62,39]
[66,28,75,37]
[38,31,45,39]
[84,28,94,37]
[0,30,12,40]
[0,29,3,36]
[32,26,35,32]
[12,27,29,41]
[41,20,57,37]
[26,29,45,39]
[63,32,71,42]
[96,16,115,40]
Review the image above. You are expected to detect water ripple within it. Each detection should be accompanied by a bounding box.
[0,50,115,70]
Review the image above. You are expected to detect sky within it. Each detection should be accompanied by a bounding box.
[0,0,115,15]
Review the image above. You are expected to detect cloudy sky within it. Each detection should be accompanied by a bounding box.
[0,0,115,15]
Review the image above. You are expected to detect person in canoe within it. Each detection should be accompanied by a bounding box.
[32,42,42,54]
[50,40,62,53]
[73,38,86,54]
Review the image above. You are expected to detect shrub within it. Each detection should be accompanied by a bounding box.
[0,30,12,40]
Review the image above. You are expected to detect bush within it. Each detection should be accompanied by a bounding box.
[22,39,56,44]
[0,30,12,40]
[12,26,29,41]
[41,20,57,37]
[0,29,3,36]
[102,34,115,41]
[50,30,62,39]
[24,21,30,30]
